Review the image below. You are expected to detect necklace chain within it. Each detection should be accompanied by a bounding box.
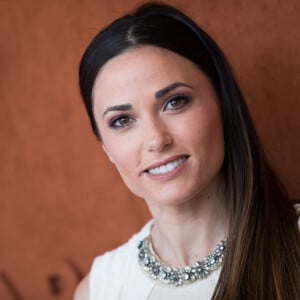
[137,237,227,287]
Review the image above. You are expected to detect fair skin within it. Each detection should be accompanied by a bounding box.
[74,46,229,299]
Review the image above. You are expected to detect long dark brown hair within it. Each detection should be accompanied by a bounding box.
[79,3,300,299]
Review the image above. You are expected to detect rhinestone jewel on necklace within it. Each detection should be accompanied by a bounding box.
[137,237,227,287]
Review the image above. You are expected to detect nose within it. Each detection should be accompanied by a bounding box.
[144,119,173,152]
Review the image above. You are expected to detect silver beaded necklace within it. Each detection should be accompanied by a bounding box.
[138,237,227,287]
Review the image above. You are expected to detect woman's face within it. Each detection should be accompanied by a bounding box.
[92,46,224,207]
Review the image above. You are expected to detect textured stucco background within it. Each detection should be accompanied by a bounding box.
[0,0,299,299]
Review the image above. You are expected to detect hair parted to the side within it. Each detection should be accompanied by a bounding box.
[79,2,300,299]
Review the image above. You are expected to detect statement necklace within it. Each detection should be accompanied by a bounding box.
[138,237,227,287]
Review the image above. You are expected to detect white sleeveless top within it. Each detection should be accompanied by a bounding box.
[90,206,300,299]
[90,220,220,300]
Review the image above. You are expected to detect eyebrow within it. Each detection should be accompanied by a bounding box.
[155,82,193,99]
[102,82,192,117]
[103,104,132,117]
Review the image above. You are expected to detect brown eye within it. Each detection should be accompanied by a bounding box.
[164,95,190,111]
[109,115,134,128]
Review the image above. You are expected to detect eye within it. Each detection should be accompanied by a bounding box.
[164,95,191,111]
[109,115,134,129]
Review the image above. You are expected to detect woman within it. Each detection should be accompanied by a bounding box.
[75,3,300,299]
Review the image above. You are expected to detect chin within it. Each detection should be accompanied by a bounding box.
[145,187,202,207]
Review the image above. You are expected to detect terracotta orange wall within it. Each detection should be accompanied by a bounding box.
[0,0,299,299]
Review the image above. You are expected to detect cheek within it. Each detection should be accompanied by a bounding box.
[185,105,224,161]
[201,112,225,168]
[180,104,223,141]
[105,144,128,166]
[103,139,144,197]
[102,135,138,174]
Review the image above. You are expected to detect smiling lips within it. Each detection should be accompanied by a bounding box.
[145,155,189,177]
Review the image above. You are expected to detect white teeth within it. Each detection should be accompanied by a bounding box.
[148,157,187,175]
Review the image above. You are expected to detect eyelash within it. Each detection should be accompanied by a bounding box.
[109,115,134,129]
[108,94,191,129]
[163,94,191,111]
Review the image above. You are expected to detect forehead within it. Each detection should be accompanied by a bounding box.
[92,46,208,105]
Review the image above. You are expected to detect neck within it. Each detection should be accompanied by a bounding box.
[146,178,228,266]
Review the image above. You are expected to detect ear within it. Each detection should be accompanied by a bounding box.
[102,144,115,164]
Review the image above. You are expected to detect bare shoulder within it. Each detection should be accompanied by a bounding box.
[73,273,90,300]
